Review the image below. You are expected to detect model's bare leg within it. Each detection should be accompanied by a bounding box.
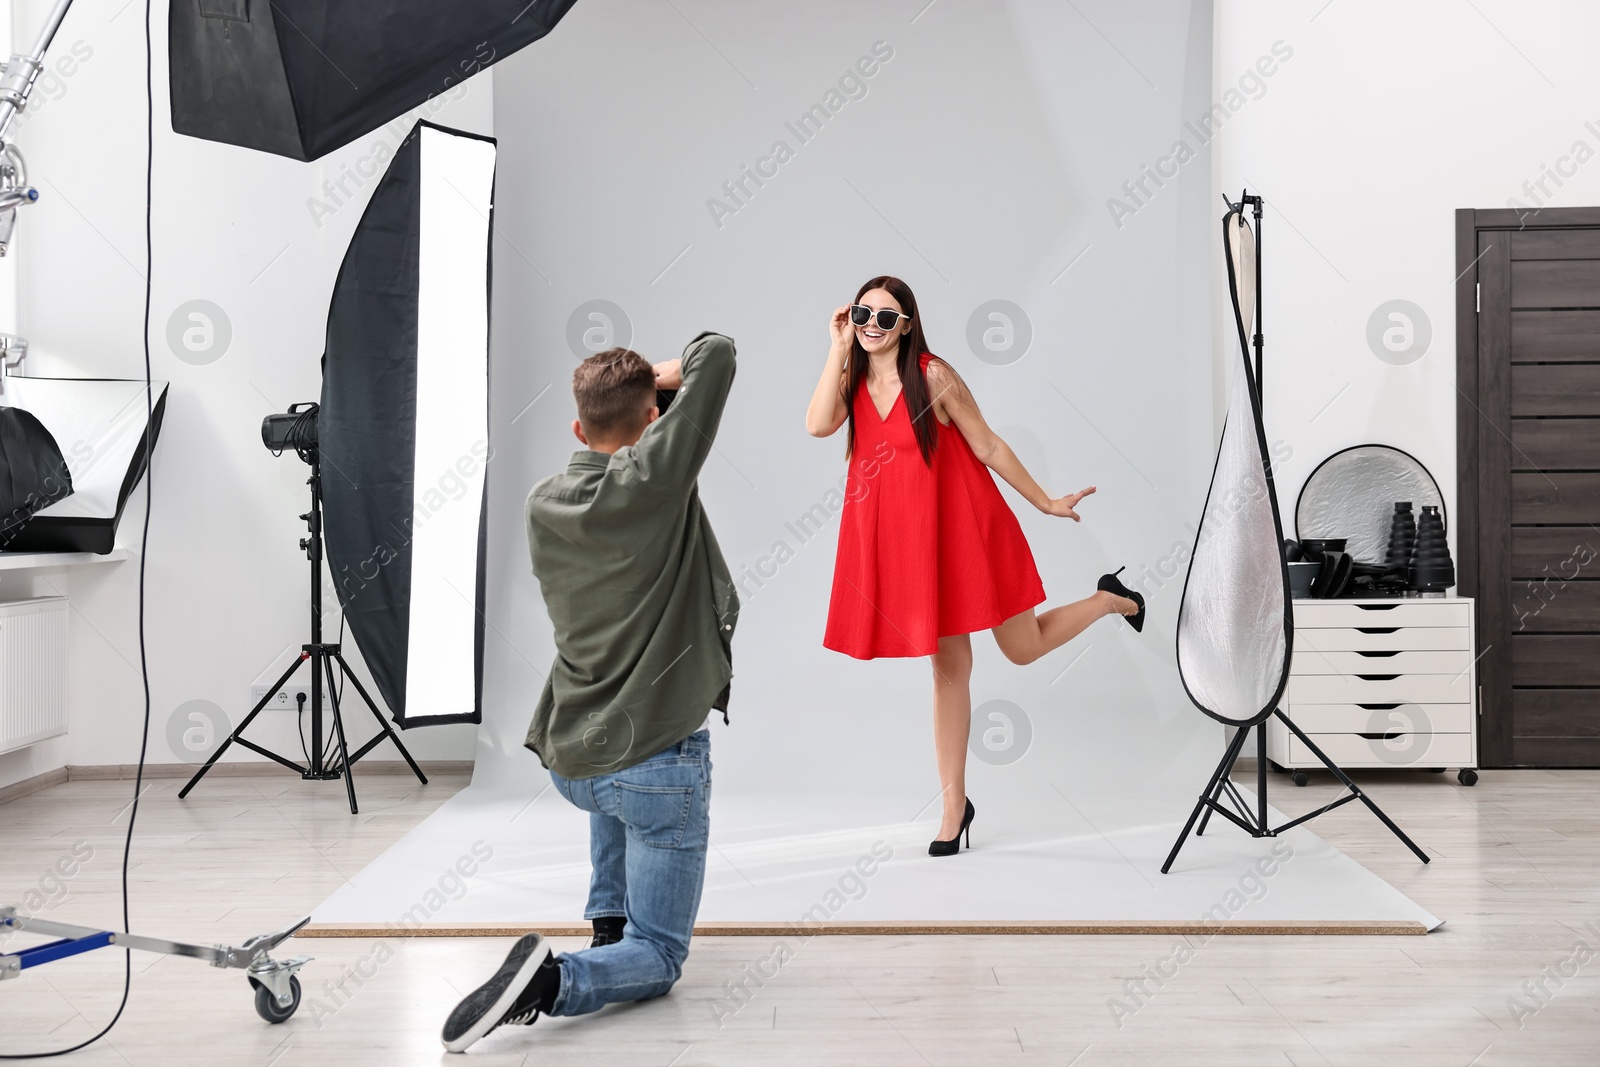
[992,590,1138,667]
[931,633,973,841]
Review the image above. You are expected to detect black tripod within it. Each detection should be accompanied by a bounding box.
[1160,712,1430,873]
[180,448,426,814]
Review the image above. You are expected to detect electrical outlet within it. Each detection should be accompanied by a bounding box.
[251,684,313,711]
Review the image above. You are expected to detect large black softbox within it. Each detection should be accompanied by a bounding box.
[169,0,578,161]
[320,120,493,728]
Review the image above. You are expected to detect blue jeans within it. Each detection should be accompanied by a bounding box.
[547,728,711,1016]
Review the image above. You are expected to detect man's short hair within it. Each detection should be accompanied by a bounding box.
[573,348,654,440]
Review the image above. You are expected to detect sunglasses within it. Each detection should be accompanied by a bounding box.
[849,304,912,332]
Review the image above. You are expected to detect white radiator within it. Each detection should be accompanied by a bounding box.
[0,597,68,755]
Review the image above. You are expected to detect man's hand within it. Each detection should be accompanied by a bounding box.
[653,359,683,390]
[1042,485,1097,521]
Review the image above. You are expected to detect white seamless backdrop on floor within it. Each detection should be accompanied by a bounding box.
[317,0,1428,930]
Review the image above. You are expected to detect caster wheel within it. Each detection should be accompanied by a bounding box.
[1458,769,1479,787]
[253,975,301,1024]
[1291,771,1309,787]
[1427,768,1447,773]
[1269,760,1289,774]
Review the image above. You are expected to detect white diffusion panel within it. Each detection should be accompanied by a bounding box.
[404,126,495,720]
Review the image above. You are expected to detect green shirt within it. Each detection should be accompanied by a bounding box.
[523,332,739,779]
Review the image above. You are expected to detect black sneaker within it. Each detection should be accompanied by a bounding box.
[589,916,625,948]
[441,933,559,1052]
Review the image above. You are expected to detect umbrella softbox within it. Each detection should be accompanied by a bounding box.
[168,0,578,161]
[0,377,168,554]
[319,120,493,728]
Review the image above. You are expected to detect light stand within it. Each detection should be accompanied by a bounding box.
[1161,192,1428,873]
[0,0,69,253]
[180,413,426,814]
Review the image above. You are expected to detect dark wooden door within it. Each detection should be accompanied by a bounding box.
[1461,208,1600,766]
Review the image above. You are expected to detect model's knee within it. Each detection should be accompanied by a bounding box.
[641,932,690,982]
[997,638,1038,666]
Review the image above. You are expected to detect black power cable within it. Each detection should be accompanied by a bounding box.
[1,0,152,1057]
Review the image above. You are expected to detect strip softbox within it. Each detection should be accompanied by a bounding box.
[0,377,168,555]
[1173,210,1293,727]
[319,120,493,728]
[168,0,579,161]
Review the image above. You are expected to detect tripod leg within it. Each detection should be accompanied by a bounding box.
[1195,774,1224,836]
[1257,721,1269,834]
[335,652,427,785]
[1273,710,1430,864]
[1162,725,1251,874]
[323,655,359,815]
[179,655,308,799]
[1197,726,1244,836]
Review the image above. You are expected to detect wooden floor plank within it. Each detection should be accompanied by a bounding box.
[1,768,1597,1065]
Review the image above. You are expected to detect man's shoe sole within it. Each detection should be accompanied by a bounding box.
[441,932,551,1052]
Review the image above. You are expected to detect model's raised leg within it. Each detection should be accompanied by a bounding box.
[992,590,1138,667]
[931,632,974,841]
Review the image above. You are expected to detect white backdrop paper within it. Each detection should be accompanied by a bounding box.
[314,0,1439,930]
[476,0,1221,809]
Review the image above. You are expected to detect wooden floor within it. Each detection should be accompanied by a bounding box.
[1,766,1597,1065]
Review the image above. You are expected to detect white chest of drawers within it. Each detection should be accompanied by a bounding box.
[1266,596,1479,785]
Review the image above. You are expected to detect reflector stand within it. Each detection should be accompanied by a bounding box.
[1162,193,1428,873]
[1160,710,1431,874]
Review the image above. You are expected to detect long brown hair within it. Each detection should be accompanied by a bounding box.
[845,275,938,464]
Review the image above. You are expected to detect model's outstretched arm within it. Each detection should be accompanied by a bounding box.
[925,358,1096,520]
[805,306,854,437]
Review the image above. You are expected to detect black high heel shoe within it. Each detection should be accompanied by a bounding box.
[1098,566,1146,633]
[929,797,975,856]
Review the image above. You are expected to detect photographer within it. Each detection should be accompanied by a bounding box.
[443,332,738,1052]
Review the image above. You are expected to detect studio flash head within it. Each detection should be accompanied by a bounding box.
[262,402,319,457]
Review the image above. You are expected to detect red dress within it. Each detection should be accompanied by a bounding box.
[824,353,1046,659]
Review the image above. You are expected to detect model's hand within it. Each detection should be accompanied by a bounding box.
[829,305,855,351]
[1043,485,1097,521]
[653,359,683,390]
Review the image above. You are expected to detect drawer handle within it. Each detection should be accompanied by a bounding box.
[1357,702,1401,710]
[1356,627,1399,634]
[1356,604,1400,611]
[1356,674,1400,681]
[1357,731,1404,740]
[1355,650,1400,658]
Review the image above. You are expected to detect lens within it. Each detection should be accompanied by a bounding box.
[849,305,871,327]
[874,310,902,331]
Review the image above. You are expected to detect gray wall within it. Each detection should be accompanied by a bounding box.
[480,0,1219,802]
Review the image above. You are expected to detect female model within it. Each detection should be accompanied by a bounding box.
[805,275,1145,856]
